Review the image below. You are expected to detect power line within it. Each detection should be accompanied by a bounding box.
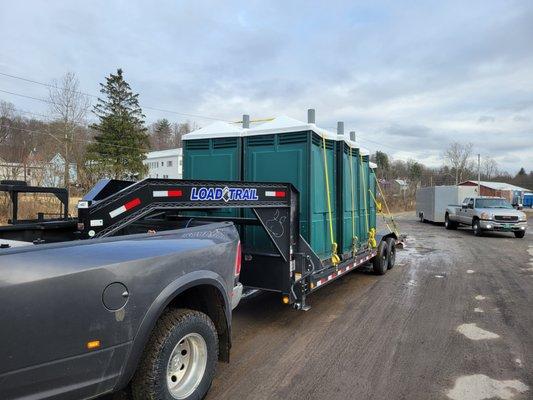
[0,71,230,122]
[0,88,54,105]
[0,124,149,153]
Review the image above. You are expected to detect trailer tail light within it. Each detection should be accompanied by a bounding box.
[235,241,242,276]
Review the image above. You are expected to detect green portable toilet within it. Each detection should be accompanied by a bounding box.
[336,130,364,256]
[182,121,243,217]
[243,113,338,262]
[368,162,378,232]
[357,146,371,246]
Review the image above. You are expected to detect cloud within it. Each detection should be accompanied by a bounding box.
[0,0,532,173]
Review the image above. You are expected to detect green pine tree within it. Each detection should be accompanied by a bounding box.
[87,68,150,179]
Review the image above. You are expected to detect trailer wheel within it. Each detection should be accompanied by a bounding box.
[131,308,218,400]
[372,241,389,275]
[514,231,525,238]
[386,238,396,270]
[444,214,457,230]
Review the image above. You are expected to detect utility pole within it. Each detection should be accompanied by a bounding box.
[64,131,69,189]
[477,153,481,195]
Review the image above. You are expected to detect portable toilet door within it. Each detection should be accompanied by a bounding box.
[243,115,338,262]
[182,121,243,217]
[336,134,361,256]
[357,148,371,246]
[368,162,378,232]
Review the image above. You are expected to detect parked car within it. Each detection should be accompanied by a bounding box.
[444,196,528,238]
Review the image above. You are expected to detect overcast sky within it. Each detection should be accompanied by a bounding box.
[1,0,532,173]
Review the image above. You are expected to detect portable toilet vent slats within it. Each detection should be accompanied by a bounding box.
[244,116,338,261]
[182,121,243,217]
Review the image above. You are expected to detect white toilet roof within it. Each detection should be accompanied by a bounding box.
[182,121,243,140]
[246,115,337,140]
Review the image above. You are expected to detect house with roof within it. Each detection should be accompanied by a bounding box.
[458,180,530,204]
[143,148,183,179]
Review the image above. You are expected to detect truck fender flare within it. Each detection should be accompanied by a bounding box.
[116,270,230,390]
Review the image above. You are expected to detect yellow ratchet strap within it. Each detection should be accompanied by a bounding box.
[322,135,340,266]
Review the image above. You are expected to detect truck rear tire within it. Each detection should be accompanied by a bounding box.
[444,214,457,230]
[372,241,389,275]
[131,308,218,400]
[386,238,396,270]
[472,220,483,236]
[514,231,525,238]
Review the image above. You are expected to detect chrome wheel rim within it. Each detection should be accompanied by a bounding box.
[166,333,207,399]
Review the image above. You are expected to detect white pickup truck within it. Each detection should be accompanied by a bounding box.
[445,196,528,238]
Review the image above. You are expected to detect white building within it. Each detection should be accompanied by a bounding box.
[0,153,77,187]
[144,148,182,179]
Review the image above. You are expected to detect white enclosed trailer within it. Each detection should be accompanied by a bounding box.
[416,186,477,223]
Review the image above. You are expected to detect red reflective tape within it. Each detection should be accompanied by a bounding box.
[124,198,141,210]
[275,191,286,197]
[168,190,183,197]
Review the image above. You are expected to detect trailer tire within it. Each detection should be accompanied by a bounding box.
[386,238,396,269]
[514,231,525,238]
[131,308,218,400]
[444,214,457,230]
[372,241,389,275]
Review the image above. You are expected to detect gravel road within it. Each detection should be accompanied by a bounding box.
[205,214,532,400]
[106,213,532,400]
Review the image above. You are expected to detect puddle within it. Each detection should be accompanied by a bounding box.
[467,270,475,274]
[456,323,500,340]
[447,374,529,400]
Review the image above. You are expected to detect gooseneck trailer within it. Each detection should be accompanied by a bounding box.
[0,177,399,310]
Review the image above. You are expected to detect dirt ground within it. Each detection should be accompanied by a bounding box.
[106,213,532,400]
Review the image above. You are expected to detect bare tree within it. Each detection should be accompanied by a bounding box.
[172,121,196,148]
[0,100,15,144]
[443,142,473,184]
[481,156,498,180]
[48,72,90,188]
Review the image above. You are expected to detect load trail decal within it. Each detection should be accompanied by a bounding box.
[190,186,259,202]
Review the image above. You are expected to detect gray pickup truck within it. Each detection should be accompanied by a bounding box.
[444,196,528,238]
[0,222,242,400]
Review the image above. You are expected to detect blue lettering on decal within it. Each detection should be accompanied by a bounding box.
[190,186,258,201]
